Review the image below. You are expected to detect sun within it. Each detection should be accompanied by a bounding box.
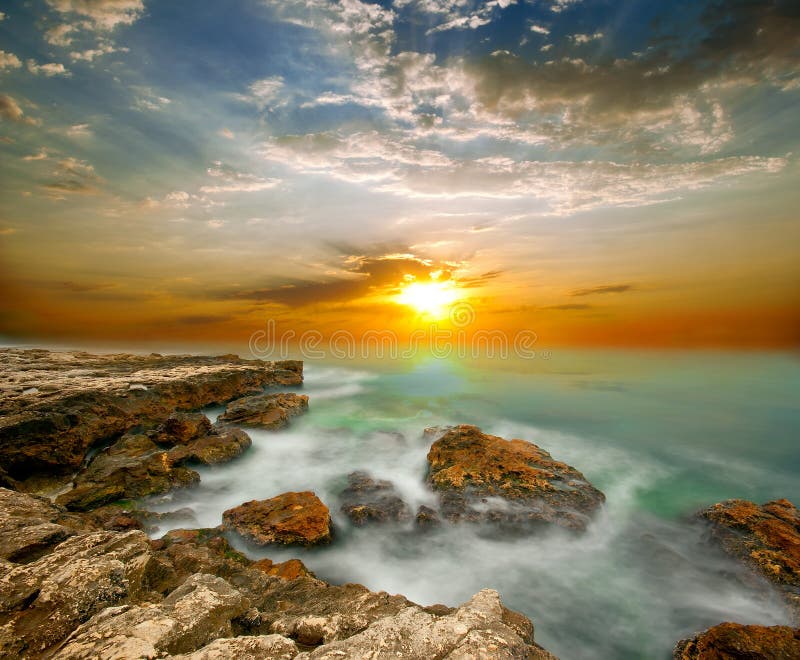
[395,280,459,319]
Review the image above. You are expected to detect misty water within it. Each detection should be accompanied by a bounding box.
[145,350,800,659]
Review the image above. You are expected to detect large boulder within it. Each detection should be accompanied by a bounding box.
[674,622,800,659]
[217,393,309,430]
[338,471,411,526]
[167,427,253,466]
[425,425,605,531]
[0,349,302,482]
[223,492,332,546]
[173,634,299,659]
[150,412,213,446]
[55,433,200,511]
[699,499,800,616]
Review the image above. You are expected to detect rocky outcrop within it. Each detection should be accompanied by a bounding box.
[338,471,411,526]
[699,499,800,616]
[0,349,302,481]
[425,425,605,532]
[55,433,201,511]
[167,427,253,466]
[674,622,800,659]
[223,492,333,547]
[0,488,557,659]
[217,392,309,430]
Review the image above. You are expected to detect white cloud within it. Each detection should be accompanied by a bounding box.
[219,128,235,140]
[67,123,92,136]
[0,50,22,70]
[530,24,550,35]
[45,23,77,46]
[27,60,71,77]
[0,94,39,125]
[45,0,144,30]
[23,149,50,161]
[571,32,604,44]
[241,76,285,110]
[199,164,281,194]
[132,87,171,111]
[550,0,583,13]
[70,42,121,60]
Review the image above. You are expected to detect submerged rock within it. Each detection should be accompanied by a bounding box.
[217,392,309,430]
[223,491,333,546]
[0,349,303,482]
[674,622,800,659]
[338,471,411,526]
[699,498,800,616]
[425,425,605,531]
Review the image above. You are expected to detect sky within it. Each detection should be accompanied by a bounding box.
[0,0,798,350]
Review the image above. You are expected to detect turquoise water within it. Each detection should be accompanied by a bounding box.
[148,350,800,658]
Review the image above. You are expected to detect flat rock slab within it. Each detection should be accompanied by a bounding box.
[217,393,309,430]
[425,424,605,532]
[0,349,302,480]
[699,498,800,616]
[223,491,332,546]
[674,622,800,659]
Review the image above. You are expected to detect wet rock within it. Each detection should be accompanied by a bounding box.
[339,471,411,526]
[0,529,153,657]
[150,412,213,446]
[217,392,309,430]
[173,634,299,660]
[292,588,558,659]
[415,505,442,529]
[168,427,252,466]
[223,491,332,546]
[52,573,250,658]
[55,433,200,511]
[425,425,605,532]
[674,622,800,659]
[0,349,302,481]
[699,499,800,615]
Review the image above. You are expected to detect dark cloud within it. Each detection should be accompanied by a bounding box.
[459,270,504,288]
[214,252,451,306]
[571,284,633,297]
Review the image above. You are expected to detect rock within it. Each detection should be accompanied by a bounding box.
[415,505,442,529]
[252,558,314,580]
[0,529,153,657]
[293,588,558,659]
[223,492,332,546]
[674,622,800,659]
[217,392,309,430]
[52,574,250,658]
[55,433,200,511]
[425,425,605,532]
[150,412,213,446]
[0,349,302,481]
[168,427,253,466]
[699,499,800,615]
[173,634,299,659]
[0,487,92,563]
[339,471,411,526]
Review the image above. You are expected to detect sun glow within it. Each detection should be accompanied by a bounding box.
[395,280,459,318]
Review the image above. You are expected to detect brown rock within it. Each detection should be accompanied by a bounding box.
[252,558,314,580]
[223,492,332,546]
[150,412,213,446]
[168,427,252,465]
[699,498,800,617]
[674,622,800,659]
[425,425,605,531]
[217,393,308,430]
[339,471,411,526]
[55,433,200,511]
[0,349,303,481]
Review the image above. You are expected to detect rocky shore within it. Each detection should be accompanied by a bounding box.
[0,348,798,659]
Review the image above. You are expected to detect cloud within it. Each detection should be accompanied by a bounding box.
[0,51,22,70]
[571,284,634,297]
[66,123,92,136]
[132,87,171,111]
[546,304,593,310]
[530,24,550,35]
[23,148,50,161]
[45,23,77,46]
[43,157,104,196]
[571,32,603,44]
[0,95,38,125]
[27,60,71,77]
[70,42,121,60]
[214,251,449,306]
[45,0,145,30]
[240,76,285,110]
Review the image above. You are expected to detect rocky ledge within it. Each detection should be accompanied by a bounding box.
[0,348,302,484]
[698,498,800,619]
[674,622,800,659]
[0,487,557,659]
[425,424,606,532]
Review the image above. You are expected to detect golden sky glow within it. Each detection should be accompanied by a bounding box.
[0,1,798,349]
